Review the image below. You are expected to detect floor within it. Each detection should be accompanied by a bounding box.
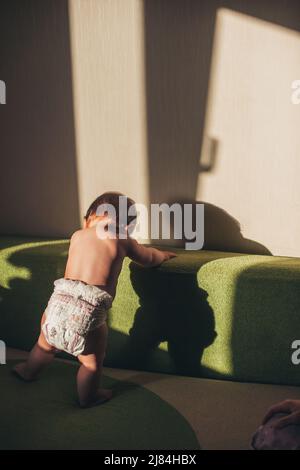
[7,348,300,450]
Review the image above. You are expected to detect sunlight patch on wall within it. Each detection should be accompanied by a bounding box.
[198,8,300,256]
[68,0,149,223]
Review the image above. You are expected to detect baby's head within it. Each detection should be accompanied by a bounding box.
[84,191,137,233]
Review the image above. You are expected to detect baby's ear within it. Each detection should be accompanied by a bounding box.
[83,217,88,229]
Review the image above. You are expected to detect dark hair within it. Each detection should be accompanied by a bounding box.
[85,191,137,227]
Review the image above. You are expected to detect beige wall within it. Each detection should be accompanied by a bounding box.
[0,0,80,237]
[68,0,149,218]
[198,7,300,256]
[1,0,300,256]
[68,0,300,255]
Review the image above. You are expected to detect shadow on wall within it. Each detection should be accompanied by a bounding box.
[201,202,271,255]
[154,199,272,255]
[0,0,80,237]
[143,0,217,204]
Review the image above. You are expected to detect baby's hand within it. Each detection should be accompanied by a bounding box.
[162,251,177,262]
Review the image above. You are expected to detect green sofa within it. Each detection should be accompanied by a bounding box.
[1,236,300,386]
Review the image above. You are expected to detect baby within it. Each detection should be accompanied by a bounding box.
[13,192,176,408]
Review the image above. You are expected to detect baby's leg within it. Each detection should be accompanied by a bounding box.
[13,313,56,381]
[77,322,112,408]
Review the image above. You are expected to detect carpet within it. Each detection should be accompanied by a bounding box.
[0,360,200,450]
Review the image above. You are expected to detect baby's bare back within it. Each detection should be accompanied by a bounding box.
[64,227,127,297]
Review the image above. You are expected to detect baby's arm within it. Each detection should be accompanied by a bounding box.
[127,238,176,267]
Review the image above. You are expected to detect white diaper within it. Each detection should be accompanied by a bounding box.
[42,278,113,356]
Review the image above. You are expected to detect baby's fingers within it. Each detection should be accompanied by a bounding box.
[274,411,300,429]
[262,401,293,424]
[165,251,177,259]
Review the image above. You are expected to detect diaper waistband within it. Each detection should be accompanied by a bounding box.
[53,278,113,310]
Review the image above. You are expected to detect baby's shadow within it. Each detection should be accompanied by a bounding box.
[122,262,216,377]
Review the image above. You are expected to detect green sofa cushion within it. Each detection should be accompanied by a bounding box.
[1,236,300,386]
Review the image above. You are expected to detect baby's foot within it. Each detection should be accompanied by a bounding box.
[12,362,36,382]
[80,388,113,408]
